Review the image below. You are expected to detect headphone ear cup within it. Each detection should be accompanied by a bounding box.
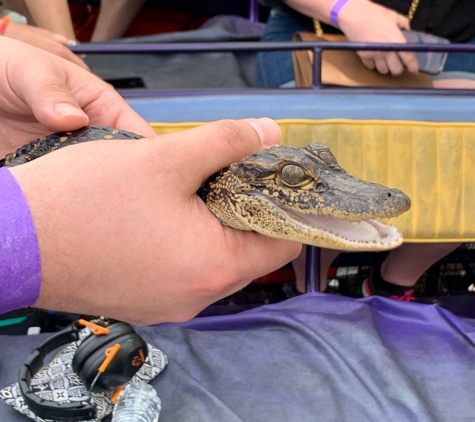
[72,322,147,391]
[78,332,148,392]
[72,322,135,375]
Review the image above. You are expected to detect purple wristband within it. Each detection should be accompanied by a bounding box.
[330,0,351,27]
[0,167,41,314]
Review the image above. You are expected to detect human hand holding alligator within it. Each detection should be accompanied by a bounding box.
[4,120,301,325]
[3,120,410,324]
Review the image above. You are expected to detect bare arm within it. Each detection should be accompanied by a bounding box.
[284,0,418,76]
[91,0,147,41]
[22,0,75,39]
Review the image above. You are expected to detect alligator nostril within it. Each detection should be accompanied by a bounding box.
[387,192,392,198]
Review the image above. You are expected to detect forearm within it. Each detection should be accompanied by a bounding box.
[91,0,147,41]
[259,0,375,28]
[282,0,356,25]
[23,0,75,39]
[0,167,41,314]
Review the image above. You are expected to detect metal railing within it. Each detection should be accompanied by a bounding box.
[71,40,475,97]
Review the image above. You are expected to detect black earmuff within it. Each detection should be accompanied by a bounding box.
[18,319,148,421]
[72,321,147,392]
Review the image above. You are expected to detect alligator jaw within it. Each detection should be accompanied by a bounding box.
[266,199,404,251]
[285,210,403,250]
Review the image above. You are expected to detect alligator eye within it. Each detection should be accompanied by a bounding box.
[280,164,306,186]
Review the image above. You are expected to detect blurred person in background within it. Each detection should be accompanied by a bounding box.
[3,0,146,41]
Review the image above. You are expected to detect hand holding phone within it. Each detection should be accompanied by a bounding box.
[402,30,449,75]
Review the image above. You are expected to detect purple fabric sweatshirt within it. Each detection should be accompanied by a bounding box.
[0,167,41,314]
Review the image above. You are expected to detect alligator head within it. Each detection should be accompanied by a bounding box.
[199,143,411,251]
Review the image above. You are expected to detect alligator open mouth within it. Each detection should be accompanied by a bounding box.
[272,199,403,250]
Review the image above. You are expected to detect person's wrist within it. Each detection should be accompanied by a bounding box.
[329,0,352,27]
[337,0,368,34]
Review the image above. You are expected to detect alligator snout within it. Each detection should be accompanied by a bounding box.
[362,187,411,219]
[320,179,411,220]
[381,187,410,201]
[381,188,411,212]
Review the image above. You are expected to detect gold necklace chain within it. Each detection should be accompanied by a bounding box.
[407,0,420,22]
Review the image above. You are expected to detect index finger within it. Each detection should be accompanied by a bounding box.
[64,68,157,137]
[88,89,157,137]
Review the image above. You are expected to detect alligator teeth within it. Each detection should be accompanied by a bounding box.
[271,199,403,250]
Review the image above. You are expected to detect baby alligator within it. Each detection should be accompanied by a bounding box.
[1,126,411,251]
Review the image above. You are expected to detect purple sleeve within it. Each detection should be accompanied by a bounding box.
[0,166,41,314]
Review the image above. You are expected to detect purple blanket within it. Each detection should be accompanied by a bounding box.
[1,293,474,421]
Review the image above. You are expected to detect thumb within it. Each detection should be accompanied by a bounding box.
[164,118,281,191]
[28,75,89,132]
[395,13,410,30]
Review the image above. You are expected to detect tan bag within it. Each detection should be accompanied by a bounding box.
[291,0,433,88]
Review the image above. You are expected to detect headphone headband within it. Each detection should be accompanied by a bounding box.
[18,322,96,421]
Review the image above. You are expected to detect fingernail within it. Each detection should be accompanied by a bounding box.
[247,117,281,147]
[54,103,88,119]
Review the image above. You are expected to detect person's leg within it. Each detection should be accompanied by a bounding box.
[255,5,313,88]
[91,0,146,41]
[433,77,475,89]
[23,0,76,40]
[432,36,475,89]
[363,243,461,299]
[380,243,461,286]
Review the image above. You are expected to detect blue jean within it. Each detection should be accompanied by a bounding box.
[255,6,475,87]
[255,6,311,88]
[434,36,475,80]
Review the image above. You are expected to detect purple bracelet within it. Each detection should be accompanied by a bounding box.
[0,167,41,314]
[330,0,352,27]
